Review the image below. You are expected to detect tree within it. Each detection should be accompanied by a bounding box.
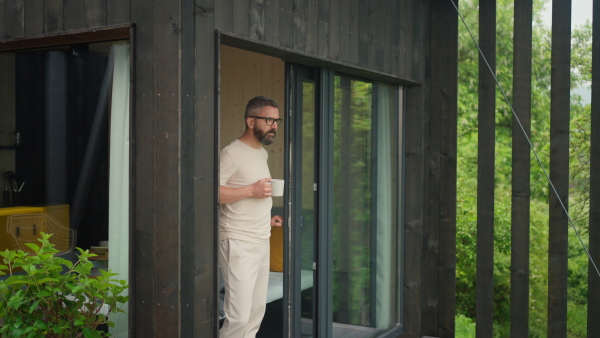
[455,0,592,336]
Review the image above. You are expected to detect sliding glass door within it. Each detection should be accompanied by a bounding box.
[287,65,403,338]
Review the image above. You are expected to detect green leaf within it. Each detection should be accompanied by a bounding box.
[23,243,40,253]
[28,299,41,313]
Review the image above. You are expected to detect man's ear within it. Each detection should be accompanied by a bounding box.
[246,117,254,129]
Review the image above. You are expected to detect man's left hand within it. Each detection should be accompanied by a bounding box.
[271,215,283,227]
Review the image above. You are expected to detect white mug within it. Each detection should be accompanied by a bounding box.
[270,179,285,197]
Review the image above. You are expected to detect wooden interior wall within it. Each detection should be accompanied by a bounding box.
[219,45,286,204]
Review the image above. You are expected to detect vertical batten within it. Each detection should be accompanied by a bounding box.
[548,0,571,336]
[437,0,458,335]
[511,0,533,336]
[476,0,496,336]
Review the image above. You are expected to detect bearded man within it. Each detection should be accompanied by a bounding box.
[218,96,284,338]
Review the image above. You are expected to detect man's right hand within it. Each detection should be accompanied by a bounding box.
[250,177,273,199]
[220,177,274,204]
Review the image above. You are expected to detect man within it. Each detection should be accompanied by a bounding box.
[219,96,284,338]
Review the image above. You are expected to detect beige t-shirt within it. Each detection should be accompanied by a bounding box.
[219,139,272,242]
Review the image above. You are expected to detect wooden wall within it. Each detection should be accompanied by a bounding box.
[0,1,457,337]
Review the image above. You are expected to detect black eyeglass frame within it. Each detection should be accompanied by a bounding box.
[249,116,283,126]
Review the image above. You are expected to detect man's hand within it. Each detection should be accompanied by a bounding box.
[271,215,283,227]
[250,177,273,199]
[220,177,273,204]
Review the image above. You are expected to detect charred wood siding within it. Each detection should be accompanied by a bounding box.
[0,0,458,337]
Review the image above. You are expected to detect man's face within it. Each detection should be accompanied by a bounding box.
[252,106,280,146]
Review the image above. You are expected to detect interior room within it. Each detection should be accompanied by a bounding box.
[219,45,288,337]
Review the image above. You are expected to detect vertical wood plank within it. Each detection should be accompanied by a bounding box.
[107,0,130,25]
[0,0,6,38]
[264,0,279,45]
[4,0,24,39]
[130,0,155,334]
[403,85,426,336]
[357,0,368,68]
[327,0,338,60]
[548,0,571,336]
[437,0,458,335]
[44,0,64,34]
[338,0,350,64]
[180,0,198,335]
[389,0,400,76]
[410,2,422,82]
[588,0,600,335]
[293,0,306,52]
[476,0,496,336]
[24,1,44,36]
[279,0,293,48]
[85,0,107,28]
[317,0,329,58]
[153,0,181,335]
[511,0,533,336]
[215,0,233,32]
[195,0,217,336]
[425,0,442,333]
[305,0,317,54]
[232,0,249,36]
[398,0,412,79]
[249,0,265,41]
[64,0,85,30]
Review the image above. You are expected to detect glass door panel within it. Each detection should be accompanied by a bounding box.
[290,64,318,337]
[332,75,401,336]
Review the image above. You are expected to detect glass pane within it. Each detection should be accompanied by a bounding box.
[332,75,400,336]
[0,42,119,254]
[300,81,316,336]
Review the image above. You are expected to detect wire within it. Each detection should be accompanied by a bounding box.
[449,0,600,278]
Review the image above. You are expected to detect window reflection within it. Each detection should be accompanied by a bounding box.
[333,75,400,334]
[0,42,119,252]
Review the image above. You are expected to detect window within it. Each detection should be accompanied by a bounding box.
[0,40,130,334]
[332,75,401,333]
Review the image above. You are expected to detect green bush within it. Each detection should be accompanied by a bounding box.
[0,233,128,337]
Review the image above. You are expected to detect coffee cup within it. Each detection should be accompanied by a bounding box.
[270,179,285,197]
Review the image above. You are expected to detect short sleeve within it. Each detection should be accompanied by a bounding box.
[219,151,237,186]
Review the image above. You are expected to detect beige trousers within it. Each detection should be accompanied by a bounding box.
[219,238,270,338]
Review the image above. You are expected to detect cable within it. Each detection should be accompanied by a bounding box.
[449,0,600,278]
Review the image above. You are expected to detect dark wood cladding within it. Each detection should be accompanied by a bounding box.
[0,0,455,337]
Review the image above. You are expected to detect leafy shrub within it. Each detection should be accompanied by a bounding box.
[0,233,128,337]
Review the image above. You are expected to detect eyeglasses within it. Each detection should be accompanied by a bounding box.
[249,116,283,126]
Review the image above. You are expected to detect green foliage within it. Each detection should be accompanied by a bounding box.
[456,0,592,336]
[455,314,476,338]
[0,233,128,337]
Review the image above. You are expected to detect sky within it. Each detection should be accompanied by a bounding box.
[541,0,593,28]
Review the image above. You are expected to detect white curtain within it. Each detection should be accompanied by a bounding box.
[376,84,392,329]
[108,42,130,337]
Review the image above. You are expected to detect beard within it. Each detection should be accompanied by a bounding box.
[254,127,277,145]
